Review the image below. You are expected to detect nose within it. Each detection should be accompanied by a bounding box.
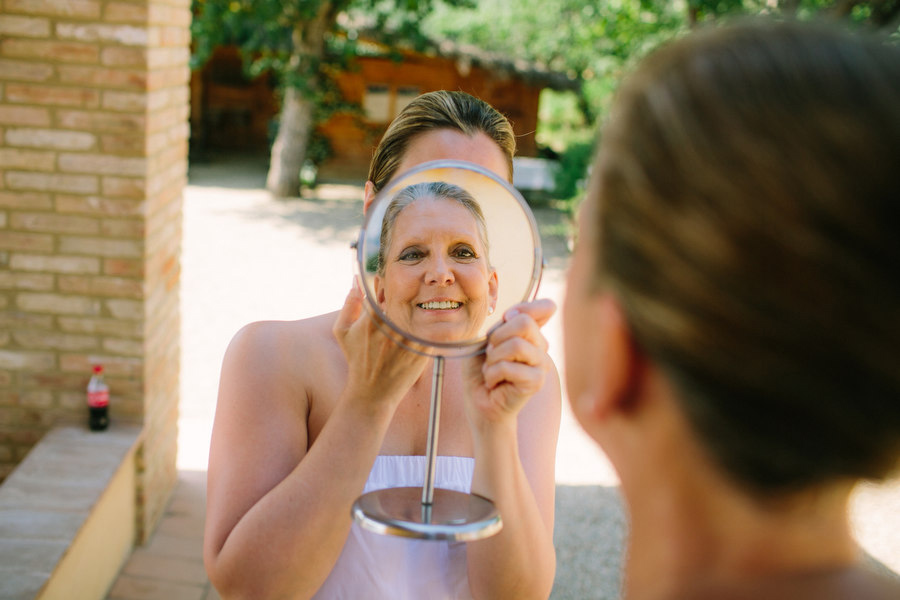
[425,255,454,286]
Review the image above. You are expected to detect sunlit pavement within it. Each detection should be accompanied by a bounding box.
[106,156,898,600]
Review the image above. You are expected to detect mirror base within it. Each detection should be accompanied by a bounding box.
[352,487,502,541]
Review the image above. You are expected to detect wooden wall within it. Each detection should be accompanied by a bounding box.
[191,46,544,181]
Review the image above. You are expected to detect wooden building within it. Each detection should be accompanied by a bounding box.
[190,38,578,181]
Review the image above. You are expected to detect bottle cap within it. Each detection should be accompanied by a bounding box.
[93,365,103,374]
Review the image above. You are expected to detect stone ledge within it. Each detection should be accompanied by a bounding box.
[0,424,142,600]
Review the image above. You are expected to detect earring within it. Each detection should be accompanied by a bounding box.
[488,306,494,315]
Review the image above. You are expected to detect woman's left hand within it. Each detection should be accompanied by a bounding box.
[464,299,556,428]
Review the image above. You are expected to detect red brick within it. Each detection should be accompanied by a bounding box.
[58,65,149,91]
[0,148,56,172]
[6,171,99,194]
[59,152,147,176]
[0,230,53,252]
[101,218,144,238]
[13,330,97,352]
[105,298,142,319]
[56,22,148,46]
[147,46,190,70]
[1,39,99,64]
[101,46,148,68]
[105,2,149,24]
[11,212,100,235]
[59,235,142,258]
[10,253,100,275]
[0,58,54,83]
[101,134,147,154]
[102,176,146,198]
[4,0,101,19]
[0,191,52,210]
[102,337,143,356]
[103,91,147,112]
[103,258,143,277]
[0,271,54,291]
[55,195,143,216]
[59,274,143,299]
[16,292,101,316]
[0,311,54,330]
[5,84,101,108]
[0,15,51,37]
[147,66,190,92]
[57,109,145,134]
[0,348,56,370]
[0,105,51,127]
[57,316,143,338]
[5,128,95,151]
[59,353,142,376]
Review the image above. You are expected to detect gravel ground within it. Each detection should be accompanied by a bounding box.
[179,156,898,599]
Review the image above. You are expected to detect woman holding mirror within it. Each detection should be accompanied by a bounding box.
[563,20,900,599]
[204,91,561,599]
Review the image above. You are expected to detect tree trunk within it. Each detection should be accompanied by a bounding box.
[266,86,316,197]
[265,3,336,197]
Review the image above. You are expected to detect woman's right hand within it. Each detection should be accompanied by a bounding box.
[332,280,429,409]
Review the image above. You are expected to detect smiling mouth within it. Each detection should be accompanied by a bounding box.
[417,301,461,310]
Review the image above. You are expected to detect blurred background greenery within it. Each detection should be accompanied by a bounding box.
[192,0,899,210]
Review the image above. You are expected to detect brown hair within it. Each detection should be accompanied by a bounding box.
[367,90,516,192]
[590,20,900,493]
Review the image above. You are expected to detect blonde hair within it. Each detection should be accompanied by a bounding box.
[367,90,516,192]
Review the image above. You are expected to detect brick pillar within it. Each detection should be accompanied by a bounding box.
[0,0,190,540]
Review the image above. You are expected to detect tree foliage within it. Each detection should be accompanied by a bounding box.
[423,0,898,210]
[191,0,473,196]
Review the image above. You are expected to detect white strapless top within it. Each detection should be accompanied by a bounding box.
[312,455,475,600]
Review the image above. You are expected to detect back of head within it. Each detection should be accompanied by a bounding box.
[367,90,516,192]
[591,19,900,494]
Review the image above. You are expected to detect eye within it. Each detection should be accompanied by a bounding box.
[398,247,425,262]
[452,245,477,260]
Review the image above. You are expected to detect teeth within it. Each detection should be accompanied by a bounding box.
[419,301,460,310]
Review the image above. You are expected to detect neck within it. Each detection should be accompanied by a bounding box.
[611,391,858,599]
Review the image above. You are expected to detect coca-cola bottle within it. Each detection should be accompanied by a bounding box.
[87,365,109,431]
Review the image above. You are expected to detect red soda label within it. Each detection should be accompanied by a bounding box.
[88,390,109,408]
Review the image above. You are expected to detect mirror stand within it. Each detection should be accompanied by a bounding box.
[351,357,503,541]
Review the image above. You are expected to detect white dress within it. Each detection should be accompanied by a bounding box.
[312,455,475,600]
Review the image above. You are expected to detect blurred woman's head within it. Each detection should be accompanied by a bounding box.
[565,20,900,495]
[367,90,516,193]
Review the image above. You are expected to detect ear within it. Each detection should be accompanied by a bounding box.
[488,268,499,310]
[363,181,376,214]
[373,274,386,306]
[576,294,644,427]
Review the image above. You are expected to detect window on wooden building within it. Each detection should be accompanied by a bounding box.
[364,84,391,122]
[363,84,422,123]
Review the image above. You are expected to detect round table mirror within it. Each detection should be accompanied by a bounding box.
[351,159,544,541]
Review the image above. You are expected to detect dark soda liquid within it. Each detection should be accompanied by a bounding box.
[89,405,109,431]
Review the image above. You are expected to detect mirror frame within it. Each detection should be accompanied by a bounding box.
[354,159,544,358]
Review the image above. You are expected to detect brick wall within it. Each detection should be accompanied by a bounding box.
[0,0,190,540]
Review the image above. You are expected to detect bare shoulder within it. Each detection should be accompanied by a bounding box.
[206,311,346,554]
[221,311,344,399]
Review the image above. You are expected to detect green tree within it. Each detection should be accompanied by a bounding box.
[425,0,898,213]
[191,0,472,197]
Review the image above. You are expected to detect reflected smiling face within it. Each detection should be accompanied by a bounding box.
[375,196,499,343]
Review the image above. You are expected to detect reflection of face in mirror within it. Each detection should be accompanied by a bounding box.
[373,182,499,344]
